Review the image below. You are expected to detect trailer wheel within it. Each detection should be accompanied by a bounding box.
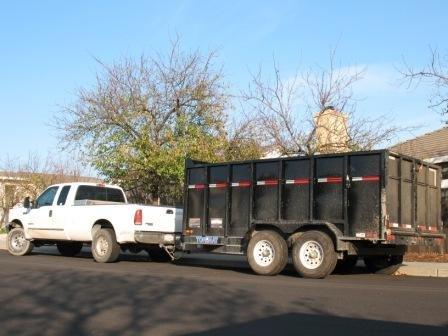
[247,230,288,276]
[57,242,83,257]
[7,227,34,256]
[292,231,337,279]
[92,228,120,263]
[364,255,403,274]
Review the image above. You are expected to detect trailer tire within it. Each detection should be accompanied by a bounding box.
[7,227,34,256]
[292,230,337,279]
[247,230,288,276]
[147,248,171,262]
[92,228,120,263]
[364,255,403,274]
[57,242,83,257]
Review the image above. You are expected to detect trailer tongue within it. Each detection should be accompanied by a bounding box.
[181,150,445,278]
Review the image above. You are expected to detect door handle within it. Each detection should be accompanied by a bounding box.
[49,210,53,217]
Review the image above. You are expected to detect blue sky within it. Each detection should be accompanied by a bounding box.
[1,0,447,166]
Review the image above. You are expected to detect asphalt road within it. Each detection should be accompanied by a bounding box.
[0,248,447,336]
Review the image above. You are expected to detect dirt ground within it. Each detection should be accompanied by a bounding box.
[404,252,448,263]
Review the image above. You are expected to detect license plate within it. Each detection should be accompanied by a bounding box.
[195,236,219,244]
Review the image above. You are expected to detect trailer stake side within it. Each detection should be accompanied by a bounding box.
[181,150,445,278]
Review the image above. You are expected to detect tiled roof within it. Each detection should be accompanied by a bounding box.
[390,127,448,159]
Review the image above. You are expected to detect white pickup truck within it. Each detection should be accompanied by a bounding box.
[6,182,182,262]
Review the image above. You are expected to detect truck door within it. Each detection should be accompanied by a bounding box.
[50,185,71,239]
[26,186,65,240]
[314,157,345,223]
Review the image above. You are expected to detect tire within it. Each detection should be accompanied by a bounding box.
[335,255,358,274]
[57,242,83,257]
[7,227,34,256]
[292,230,337,279]
[92,228,120,263]
[247,230,288,276]
[147,248,172,262]
[364,255,403,275]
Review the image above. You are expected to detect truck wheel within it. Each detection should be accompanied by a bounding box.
[57,242,83,257]
[292,231,337,279]
[364,255,403,275]
[247,230,288,276]
[335,255,358,274]
[147,248,172,262]
[7,227,34,256]
[92,228,120,263]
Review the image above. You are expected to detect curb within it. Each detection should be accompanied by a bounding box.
[396,262,448,278]
[0,233,447,277]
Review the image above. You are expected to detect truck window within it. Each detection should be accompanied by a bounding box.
[35,186,59,208]
[75,185,125,203]
[57,186,71,206]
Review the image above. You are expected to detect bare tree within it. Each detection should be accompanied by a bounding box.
[400,47,448,117]
[0,153,92,227]
[243,51,403,155]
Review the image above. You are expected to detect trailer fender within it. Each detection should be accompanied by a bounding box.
[287,222,348,252]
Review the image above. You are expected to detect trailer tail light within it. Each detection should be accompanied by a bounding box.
[134,209,142,225]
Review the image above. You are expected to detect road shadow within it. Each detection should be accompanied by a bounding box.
[0,251,447,335]
[182,312,448,336]
[174,255,370,277]
[0,265,446,336]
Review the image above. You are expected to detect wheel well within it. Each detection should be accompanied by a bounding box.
[7,220,23,231]
[91,220,114,238]
[287,224,344,251]
[251,224,286,239]
[251,223,347,253]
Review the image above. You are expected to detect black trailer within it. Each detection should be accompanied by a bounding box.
[181,150,445,278]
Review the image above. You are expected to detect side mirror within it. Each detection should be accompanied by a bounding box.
[23,197,30,209]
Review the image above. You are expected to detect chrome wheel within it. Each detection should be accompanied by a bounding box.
[253,239,275,267]
[299,240,324,270]
[10,230,26,252]
[95,236,109,257]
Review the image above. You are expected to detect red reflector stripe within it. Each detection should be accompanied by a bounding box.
[257,179,278,186]
[352,175,380,182]
[188,184,206,189]
[362,175,380,182]
[231,181,251,188]
[285,178,309,185]
[209,182,227,188]
[317,176,342,184]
